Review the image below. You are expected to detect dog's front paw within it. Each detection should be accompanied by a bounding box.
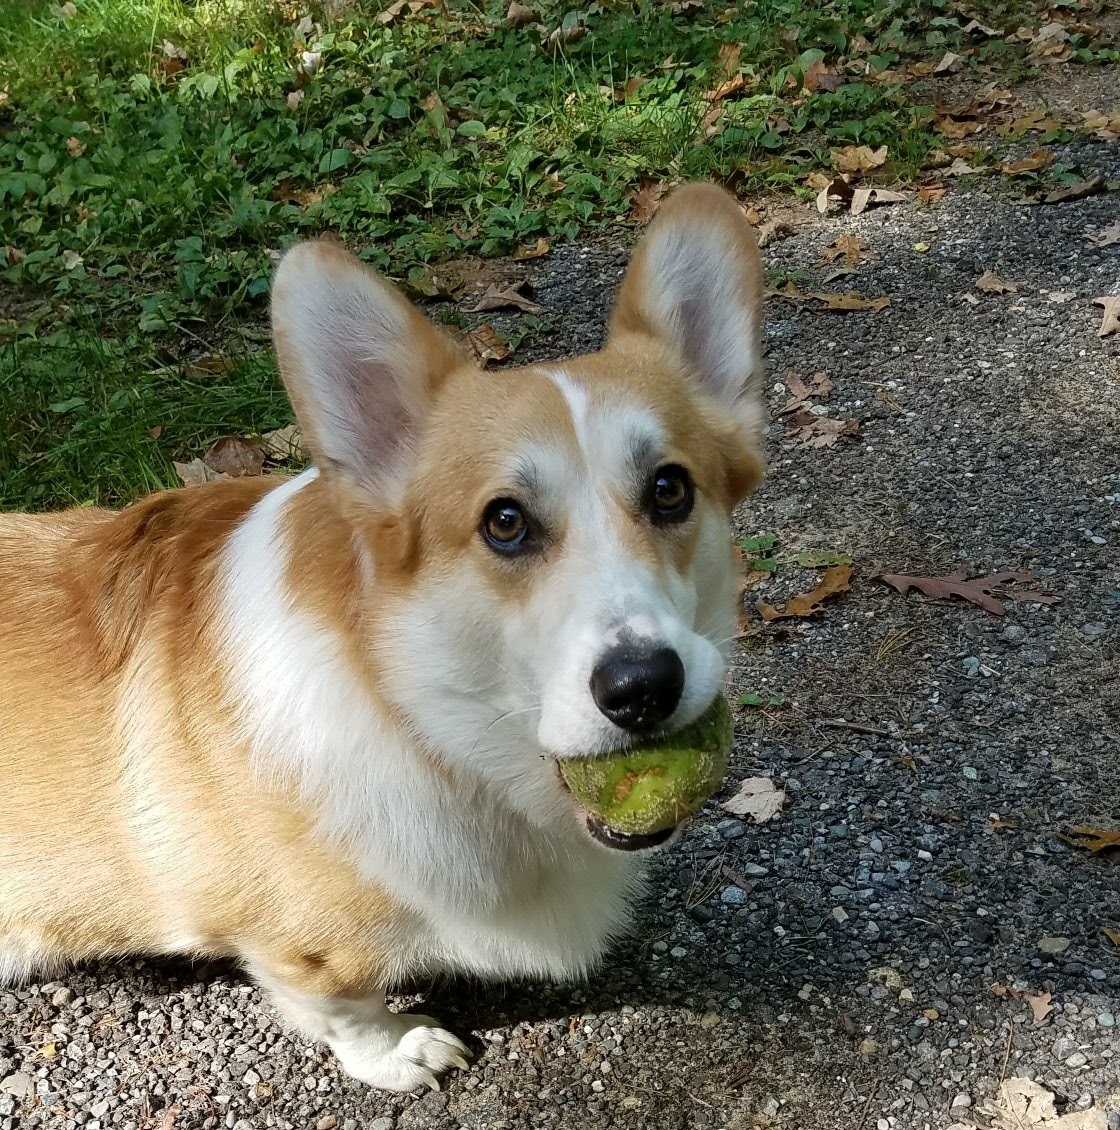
[336,1014,471,1092]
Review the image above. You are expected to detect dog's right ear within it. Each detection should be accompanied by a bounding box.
[270,240,466,505]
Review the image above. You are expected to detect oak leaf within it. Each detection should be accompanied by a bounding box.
[1092,296,1120,337]
[878,569,1057,616]
[757,564,852,619]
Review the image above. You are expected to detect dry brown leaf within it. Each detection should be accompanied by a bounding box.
[704,43,743,102]
[720,777,786,823]
[999,148,1053,174]
[1085,221,1120,247]
[469,282,544,315]
[261,424,306,463]
[1093,296,1120,337]
[962,18,1001,36]
[514,238,550,260]
[457,323,509,366]
[815,174,854,213]
[1025,989,1053,1022]
[986,1077,1107,1130]
[66,136,86,157]
[756,218,794,247]
[187,354,236,378]
[1002,106,1062,134]
[1102,927,1120,946]
[629,178,667,224]
[757,564,852,619]
[820,234,870,266]
[1080,109,1120,141]
[174,458,227,488]
[287,90,304,111]
[786,371,811,402]
[945,157,984,177]
[918,183,947,204]
[849,187,907,216]
[205,436,265,478]
[1033,177,1105,205]
[148,425,163,440]
[937,116,984,139]
[976,270,1017,294]
[506,0,537,26]
[831,144,888,174]
[161,1105,180,1130]
[5,245,26,267]
[878,569,1054,616]
[802,59,844,93]
[811,290,891,312]
[986,817,1017,831]
[934,50,964,74]
[1068,825,1120,852]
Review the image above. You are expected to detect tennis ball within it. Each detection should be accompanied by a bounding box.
[560,695,732,837]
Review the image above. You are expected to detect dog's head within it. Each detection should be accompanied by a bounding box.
[271,183,764,849]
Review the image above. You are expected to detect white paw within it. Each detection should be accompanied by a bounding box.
[335,1014,471,1092]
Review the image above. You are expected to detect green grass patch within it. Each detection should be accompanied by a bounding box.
[0,0,1059,507]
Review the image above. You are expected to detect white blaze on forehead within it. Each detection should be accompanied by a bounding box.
[540,367,665,480]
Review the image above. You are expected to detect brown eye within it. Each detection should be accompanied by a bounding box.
[649,464,694,524]
[482,499,530,553]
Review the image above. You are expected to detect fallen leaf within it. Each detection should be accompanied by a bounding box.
[787,412,859,449]
[287,90,304,111]
[964,18,1001,35]
[802,59,844,93]
[187,354,236,378]
[1093,296,1120,337]
[936,116,984,139]
[878,569,1056,616]
[704,42,743,102]
[261,424,306,462]
[720,777,786,823]
[1002,107,1062,134]
[849,187,908,216]
[1102,927,1120,946]
[918,183,947,204]
[1031,177,1105,205]
[820,235,870,266]
[811,290,891,312]
[174,459,228,488]
[1025,989,1053,1023]
[1068,825,1120,852]
[515,238,550,260]
[5,245,25,267]
[976,270,1017,294]
[204,436,265,478]
[61,249,83,270]
[757,563,852,619]
[66,136,86,157]
[161,1105,179,1130]
[945,157,984,176]
[1085,221,1120,247]
[39,1043,56,1059]
[457,323,509,366]
[148,425,163,440]
[469,282,544,315]
[785,370,811,402]
[934,50,964,74]
[816,174,854,213]
[506,0,537,26]
[986,1077,1107,1130]
[986,817,1017,831]
[162,40,188,61]
[831,144,888,174]
[756,218,794,247]
[999,148,1053,174]
[1080,109,1120,141]
[629,179,667,224]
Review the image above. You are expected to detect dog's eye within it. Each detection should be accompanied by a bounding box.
[648,464,694,524]
[482,499,531,553]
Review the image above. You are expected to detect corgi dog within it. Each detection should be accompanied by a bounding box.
[0,183,764,1092]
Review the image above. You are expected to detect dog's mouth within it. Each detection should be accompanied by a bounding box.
[555,764,681,852]
[583,812,676,851]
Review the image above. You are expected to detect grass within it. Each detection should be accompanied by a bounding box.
[0,0,1110,508]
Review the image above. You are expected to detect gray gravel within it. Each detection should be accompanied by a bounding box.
[3,136,1120,1130]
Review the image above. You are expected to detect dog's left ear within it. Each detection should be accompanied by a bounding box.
[609,182,764,442]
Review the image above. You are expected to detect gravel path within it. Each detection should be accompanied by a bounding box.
[3,135,1119,1130]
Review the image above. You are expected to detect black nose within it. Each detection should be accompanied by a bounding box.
[589,646,685,731]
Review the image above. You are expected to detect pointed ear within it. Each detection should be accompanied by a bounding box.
[609,182,764,441]
[270,240,467,501]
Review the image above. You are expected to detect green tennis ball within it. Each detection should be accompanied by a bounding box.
[560,694,732,837]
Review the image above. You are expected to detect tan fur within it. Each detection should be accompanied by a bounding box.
[0,183,765,1070]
